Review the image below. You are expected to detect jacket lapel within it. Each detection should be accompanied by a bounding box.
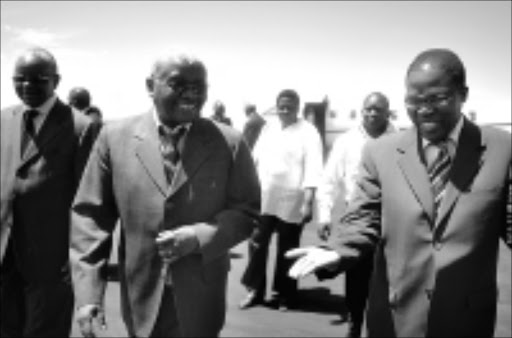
[11,106,24,167]
[18,100,73,170]
[134,113,168,196]
[434,118,485,231]
[168,119,214,197]
[397,128,435,223]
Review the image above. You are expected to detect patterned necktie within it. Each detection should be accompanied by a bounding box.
[428,142,452,219]
[159,125,187,184]
[21,109,39,155]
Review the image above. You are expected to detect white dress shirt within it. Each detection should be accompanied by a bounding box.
[316,122,396,224]
[22,95,57,133]
[253,118,323,224]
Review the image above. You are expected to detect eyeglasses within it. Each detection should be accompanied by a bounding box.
[13,74,55,85]
[156,78,207,93]
[405,92,454,110]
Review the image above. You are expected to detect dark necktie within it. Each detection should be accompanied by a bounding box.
[158,125,187,184]
[428,142,451,219]
[21,109,39,155]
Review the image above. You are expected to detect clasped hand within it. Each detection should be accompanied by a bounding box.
[76,304,107,338]
[285,246,340,279]
[156,226,199,264]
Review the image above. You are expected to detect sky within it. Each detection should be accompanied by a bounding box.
[1,1,511,130]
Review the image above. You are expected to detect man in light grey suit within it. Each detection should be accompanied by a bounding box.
[70,51,261,337]
[287,48,511,337]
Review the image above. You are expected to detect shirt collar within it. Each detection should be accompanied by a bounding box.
[422,115,464,150]
[24,94,57,117]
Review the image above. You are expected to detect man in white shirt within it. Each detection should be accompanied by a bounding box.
[239,89,323,311]
[316,92,395,337]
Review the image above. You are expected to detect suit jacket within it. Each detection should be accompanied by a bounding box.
[242,113,266,150]
[70,113,261,337]
[328,118,511,337]
[0,100,98,282]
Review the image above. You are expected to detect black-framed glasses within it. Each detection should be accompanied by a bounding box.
[405,92,454,110]
[13,74,56,85]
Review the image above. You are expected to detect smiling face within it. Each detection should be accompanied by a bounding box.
[13,49,60,108]
[146,56,207,127]
[405,49,468,143]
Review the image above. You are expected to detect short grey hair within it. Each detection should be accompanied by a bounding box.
[149,50,206,79]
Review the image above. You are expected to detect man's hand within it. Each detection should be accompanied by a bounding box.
[317,222,332,241]
[156,226,199,264]
[285,246,340,279]
[76,304,107,338]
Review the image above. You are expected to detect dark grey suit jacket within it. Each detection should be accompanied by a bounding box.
[70,113,261,337]
[0,99,98,282]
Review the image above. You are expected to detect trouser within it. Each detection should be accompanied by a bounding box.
[241,215,303,300]
[0,243,74,338]
[345,250,374,325]
[149,286,183,337]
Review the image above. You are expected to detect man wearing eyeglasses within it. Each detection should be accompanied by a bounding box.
[70,51,260,337]
[316,92,396,337]
[287,48,511,337]
[0,47,99,337]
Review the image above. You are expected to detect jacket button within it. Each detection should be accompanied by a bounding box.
[433,240,443,250]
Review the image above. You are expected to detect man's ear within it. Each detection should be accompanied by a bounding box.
[53,74,61,89]
[146,77,154,97]
[460,86,469,102]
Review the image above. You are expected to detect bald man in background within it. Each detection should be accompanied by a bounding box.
[287,48,511,337]
[0,47,98,337]
[316,92,396,337]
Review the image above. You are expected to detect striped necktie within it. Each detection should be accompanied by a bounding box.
[428,142,451,219]
[21,109,39,155]
[158,125,187,184]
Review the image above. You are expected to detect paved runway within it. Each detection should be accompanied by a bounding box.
[71,224,511,337]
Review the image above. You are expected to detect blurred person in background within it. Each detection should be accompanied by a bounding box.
[316,92,396,337]
[242,103,266,150]
[210,100,232,126]
[68,87,103,125]
[239,89,323,311]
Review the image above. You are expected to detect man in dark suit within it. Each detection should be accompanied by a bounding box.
[68,87,103,125]
[242,103,265,150]
[70,52,261,337]
[0,47,99,337]
[287,48,511,337]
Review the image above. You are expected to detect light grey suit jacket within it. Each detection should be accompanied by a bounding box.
[328,118,511,337]
[70,113,261,337]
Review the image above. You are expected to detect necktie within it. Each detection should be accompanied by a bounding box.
[21,109,39,155]
[159,125,186,184]
[158,125,187,285]
[428,142,451,219]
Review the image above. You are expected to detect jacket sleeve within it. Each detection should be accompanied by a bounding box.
[70,127,119,308]
[502,164,512,248]
[194,134,261,263]
[321,141,381,276]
